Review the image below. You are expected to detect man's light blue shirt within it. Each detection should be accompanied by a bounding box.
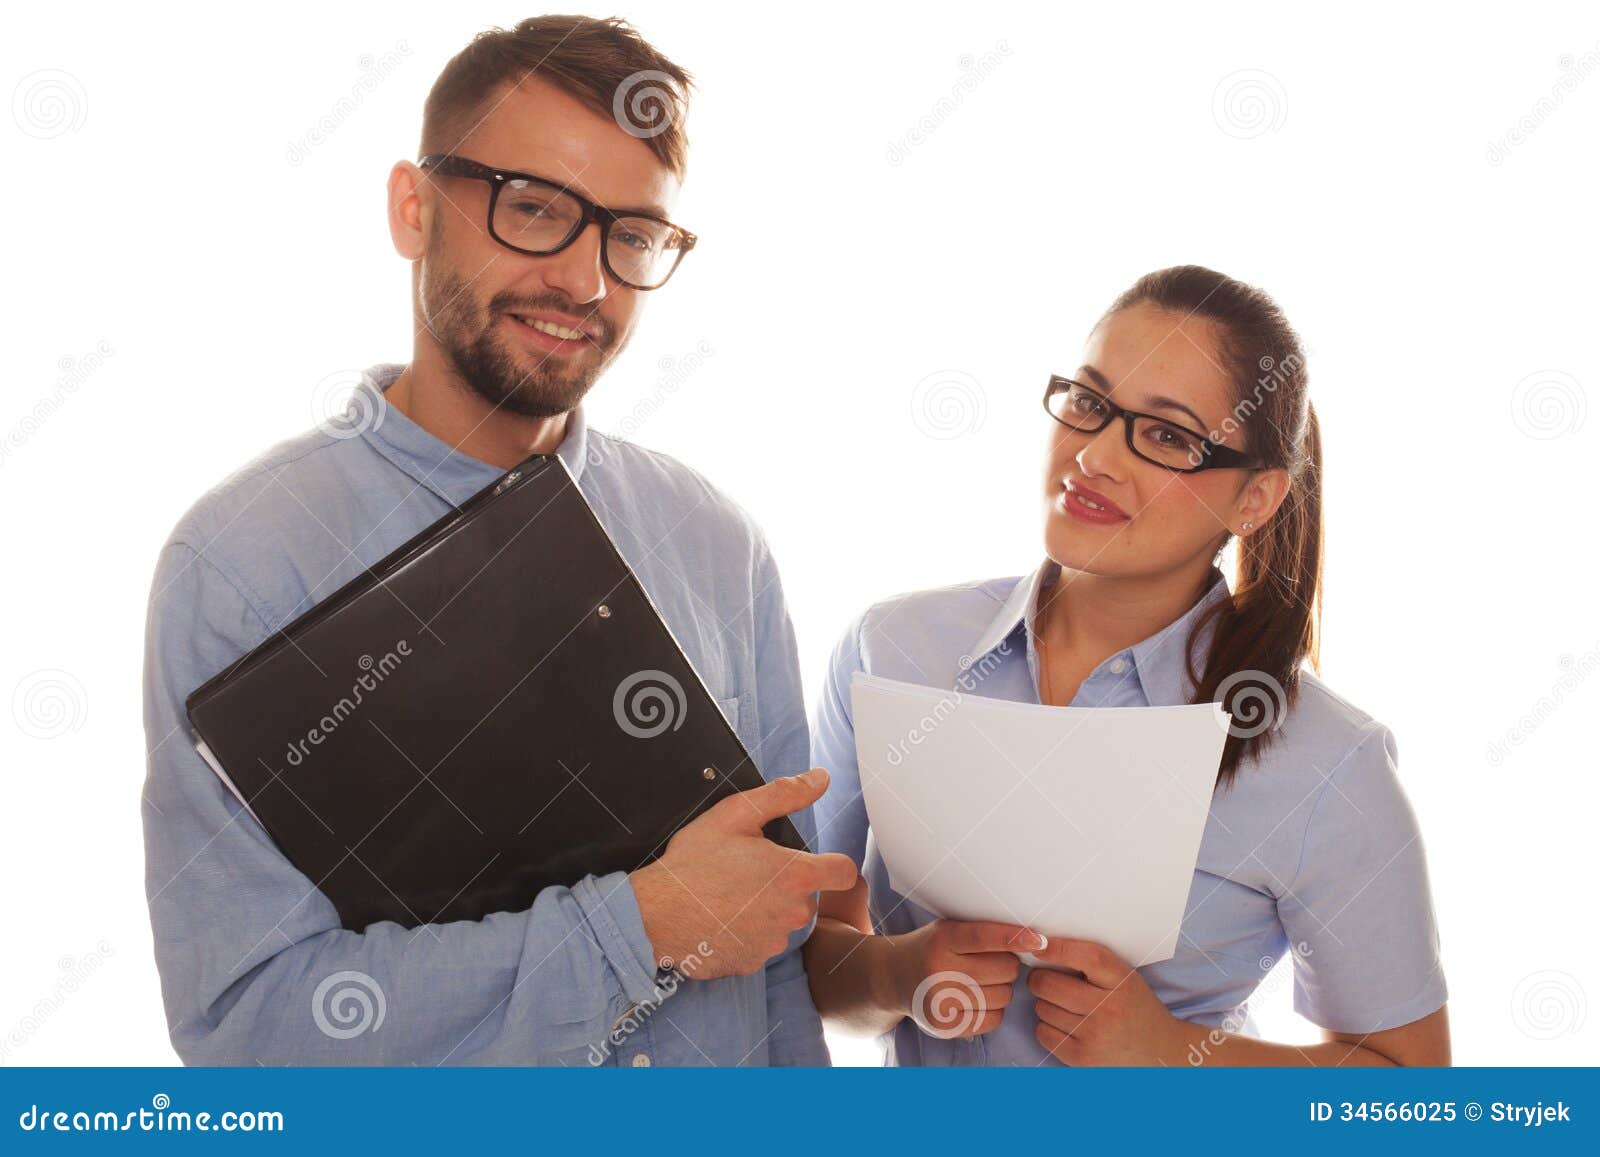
[812,561,1448,1066]
[141,363,827,1066]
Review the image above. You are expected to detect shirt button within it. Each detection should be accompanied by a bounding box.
[631,1053,651,1067]
[1108,657,1129,675]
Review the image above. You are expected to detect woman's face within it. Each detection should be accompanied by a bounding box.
[1043,302,1275,582]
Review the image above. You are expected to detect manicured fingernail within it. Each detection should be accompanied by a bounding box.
[1031,931,1048,951]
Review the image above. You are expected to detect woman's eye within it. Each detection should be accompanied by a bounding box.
[1146,424,1195,450]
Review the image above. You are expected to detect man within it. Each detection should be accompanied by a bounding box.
[141,14,855,1066]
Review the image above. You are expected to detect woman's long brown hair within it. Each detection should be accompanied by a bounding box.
[1100,265,1323,786]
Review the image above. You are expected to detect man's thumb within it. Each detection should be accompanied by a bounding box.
[711,768,829,830]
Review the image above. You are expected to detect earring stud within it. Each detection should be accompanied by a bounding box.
[1241,521,1254,532]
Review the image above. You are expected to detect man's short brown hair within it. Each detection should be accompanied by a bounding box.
[420,14,693,176]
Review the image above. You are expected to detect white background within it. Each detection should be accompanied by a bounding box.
[2,1,1596,1067]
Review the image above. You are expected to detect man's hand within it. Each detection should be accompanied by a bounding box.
[890,919,1046,1039]
[1027,937,1184,1065]
[629,768,858,979]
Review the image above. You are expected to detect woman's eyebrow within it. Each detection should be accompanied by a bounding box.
[1078,365,1213,431]
[1145,394,1211,432]
[1077,365,1115,392]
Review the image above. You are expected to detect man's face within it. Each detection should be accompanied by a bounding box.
[414,77,681,418]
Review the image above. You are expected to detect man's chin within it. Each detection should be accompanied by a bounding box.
[451,342,602,419]
[471,377,592,420]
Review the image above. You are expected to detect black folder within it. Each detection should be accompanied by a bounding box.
[185,453,804,932]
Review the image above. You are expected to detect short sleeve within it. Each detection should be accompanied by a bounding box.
[1277,725,1448,1034]
[809,615,871,868]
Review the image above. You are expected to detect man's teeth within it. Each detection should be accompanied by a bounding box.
[517,315,585,341]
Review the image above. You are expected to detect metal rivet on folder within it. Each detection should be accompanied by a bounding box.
[701,767,716,781]
[597,604,611,619]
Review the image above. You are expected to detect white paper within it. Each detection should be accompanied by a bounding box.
[849,672,1231,965]
[194,739,264,827]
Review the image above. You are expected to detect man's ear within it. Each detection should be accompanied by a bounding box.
[1234,467,1292,536]
[387,161,430,261]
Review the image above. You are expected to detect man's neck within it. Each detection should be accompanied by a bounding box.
[386,350,570,470]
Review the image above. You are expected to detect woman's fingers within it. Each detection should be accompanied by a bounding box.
[1028,936,1127,986]
[1028,966,1101,1013]
[1032,994,1086,1036]
[946,921,1047,955]
[1036,1019,1082,1062]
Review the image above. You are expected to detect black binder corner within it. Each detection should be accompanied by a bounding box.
[185,454,804,931]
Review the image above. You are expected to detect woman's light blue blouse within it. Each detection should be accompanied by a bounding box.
[811,561,1448,1066]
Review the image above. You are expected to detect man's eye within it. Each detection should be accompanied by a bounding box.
[612,229,652,252]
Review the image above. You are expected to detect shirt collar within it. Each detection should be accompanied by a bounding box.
[967,558,1233,707]
[354,363,590,508]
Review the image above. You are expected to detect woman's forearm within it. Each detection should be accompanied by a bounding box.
[1175,1020,1398,1066]
[802,917,910,1038]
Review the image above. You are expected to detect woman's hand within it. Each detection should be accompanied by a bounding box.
[1027,937,1185,1065]
[889,920,1047,1039]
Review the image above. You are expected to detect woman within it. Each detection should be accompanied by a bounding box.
[804,265,1449,1066]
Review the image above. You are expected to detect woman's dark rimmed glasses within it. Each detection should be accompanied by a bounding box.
[418,153,697,290]
[1043,375,1261,473]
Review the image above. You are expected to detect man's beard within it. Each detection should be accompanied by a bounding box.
[420,261,618,420]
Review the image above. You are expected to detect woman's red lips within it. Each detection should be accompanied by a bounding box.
[1060,479,1131,522]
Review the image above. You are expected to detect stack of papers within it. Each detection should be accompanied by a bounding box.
[849,672,1231,964]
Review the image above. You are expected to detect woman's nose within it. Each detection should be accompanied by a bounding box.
[1074,421,1132,480]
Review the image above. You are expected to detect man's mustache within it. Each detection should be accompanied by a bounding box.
[490,292,614,349]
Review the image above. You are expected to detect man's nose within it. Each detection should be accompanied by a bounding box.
[538,223,608,305]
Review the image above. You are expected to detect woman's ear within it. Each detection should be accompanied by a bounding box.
[1233,467,1292,537]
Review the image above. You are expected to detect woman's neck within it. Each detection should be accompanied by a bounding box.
[1035,560,1215,668]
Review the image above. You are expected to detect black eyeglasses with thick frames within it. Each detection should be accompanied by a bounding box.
[418,153,698,290]
[1043,374,1261,473]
